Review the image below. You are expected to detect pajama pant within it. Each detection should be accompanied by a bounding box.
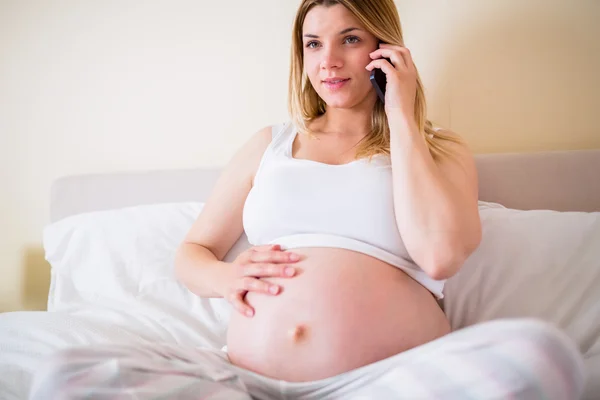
[28,319,586,400]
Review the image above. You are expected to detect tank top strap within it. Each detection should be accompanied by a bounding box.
[252,121,295,187]
[269,121,296,156]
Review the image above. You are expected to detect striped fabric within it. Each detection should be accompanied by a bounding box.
[28,319,585,400]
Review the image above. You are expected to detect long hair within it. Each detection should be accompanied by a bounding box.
[288,0,464,162]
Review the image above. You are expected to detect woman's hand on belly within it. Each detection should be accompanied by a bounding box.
[223,244,302,317]
[227,247,451,382]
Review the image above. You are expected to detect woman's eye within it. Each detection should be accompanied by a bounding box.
[305,36,361,49]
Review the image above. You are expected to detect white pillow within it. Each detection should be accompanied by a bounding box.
[43,202,249,349]
[444,206,600,398]
[42,200,502,316]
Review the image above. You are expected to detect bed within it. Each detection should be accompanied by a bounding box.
[1,148,599,399]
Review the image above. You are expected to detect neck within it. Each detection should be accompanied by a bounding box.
[316,97,376,138]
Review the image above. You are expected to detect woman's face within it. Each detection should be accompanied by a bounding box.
[302,4,379,110]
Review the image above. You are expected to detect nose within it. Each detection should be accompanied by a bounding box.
[320,47,343,70]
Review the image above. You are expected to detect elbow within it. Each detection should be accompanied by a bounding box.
[173,242,192,284]
[424,256,463,281]
[422,227,482,281]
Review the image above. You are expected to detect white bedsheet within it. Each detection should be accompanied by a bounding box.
[0,202,239,399]
[0,305,230,399]
[2,200,599,399]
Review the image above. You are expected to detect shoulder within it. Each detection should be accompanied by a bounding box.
[432,128,473,162]
[432,128,479,196]
[227,125,276,174]
[234,125,272,160]
[242,122,288,154]
[235,123,290,185]
[252,125,275,147]
[432,126,462,141]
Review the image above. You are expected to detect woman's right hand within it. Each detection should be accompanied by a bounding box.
[224,244,300,317]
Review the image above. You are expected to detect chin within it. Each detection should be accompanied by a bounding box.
[324,100,352,109]
[327,99,367,110]
[317,88,373,110]
[320,94,359,109]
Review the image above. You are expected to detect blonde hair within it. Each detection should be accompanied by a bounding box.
[288,0,464,162]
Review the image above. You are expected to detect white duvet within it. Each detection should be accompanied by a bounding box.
[1,201,599,399]
[0,203,237,399]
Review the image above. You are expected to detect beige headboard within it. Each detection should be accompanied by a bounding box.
[50,149,600,223]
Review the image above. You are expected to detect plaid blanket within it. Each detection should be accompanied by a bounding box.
[29,319,585,400]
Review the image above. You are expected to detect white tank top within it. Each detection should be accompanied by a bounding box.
[242,121,445,298]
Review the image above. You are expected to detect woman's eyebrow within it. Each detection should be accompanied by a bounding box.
[303,27,361,39]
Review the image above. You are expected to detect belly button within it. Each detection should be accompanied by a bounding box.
[288,324,309,343]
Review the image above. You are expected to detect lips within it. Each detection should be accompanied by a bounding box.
[322,78,349,83]
[322,78,350,91]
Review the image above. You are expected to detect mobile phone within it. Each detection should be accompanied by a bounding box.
[369,57,391,104]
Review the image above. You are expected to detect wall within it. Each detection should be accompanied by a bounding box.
[1,0,598,312]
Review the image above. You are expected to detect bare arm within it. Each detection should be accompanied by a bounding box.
[174,125,273,298]
[388,116,482,280]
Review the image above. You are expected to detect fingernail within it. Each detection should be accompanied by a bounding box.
[289,254,300,261]
[285,267,295,276]
[269,286,279,294]
[246,310,254,317]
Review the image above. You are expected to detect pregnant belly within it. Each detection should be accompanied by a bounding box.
[226,247,451,382]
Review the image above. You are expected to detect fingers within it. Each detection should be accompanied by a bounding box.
[242,263,296,278]
[369,49,404,70]
[230,290,254,317]
[228,276,282,318]
[228,244,295,318]
[380,44,414,69]
[240,277,280,295]
[369,45,415,72]
[238,244,285,264]
[251,244,281,252]
[250,250,300,263]
[365,58,397,76]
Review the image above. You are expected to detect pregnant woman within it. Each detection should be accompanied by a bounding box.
[30,0,584,399]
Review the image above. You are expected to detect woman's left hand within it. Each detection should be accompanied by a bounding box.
[366,43,418,122]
